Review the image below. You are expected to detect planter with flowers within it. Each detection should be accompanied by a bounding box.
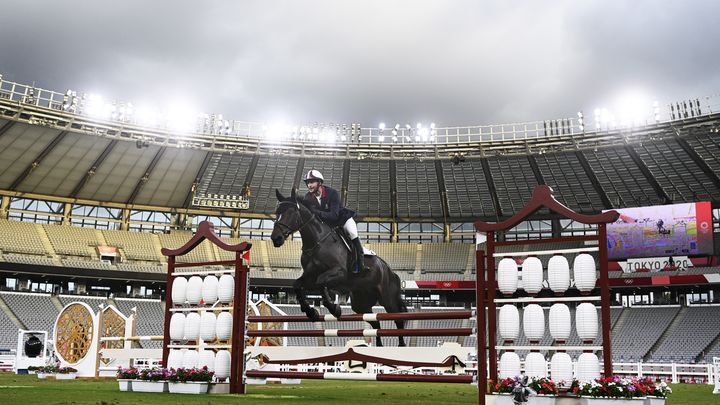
[527,377,558,405]
[55,367,78,380]
[116,367,139,391]
[132,368,169,393]
[572,377,649,405]
[486,377,516,405]
[167,367,214,394]
[636,378,671,405]
[34,365,58,379]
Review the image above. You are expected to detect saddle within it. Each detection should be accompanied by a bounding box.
[330,227,376,274]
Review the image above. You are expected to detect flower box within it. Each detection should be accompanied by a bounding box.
[56,373,77,380]
[132,380,169,393]
[580,398,646,405]
[529,394,557,405]
[644,398,665,405]
[169,381,209,394]
[208,382,229,394]
[118,379,133,392]
[486,394,514,405]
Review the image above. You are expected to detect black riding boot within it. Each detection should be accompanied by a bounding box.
[351,237,366,274]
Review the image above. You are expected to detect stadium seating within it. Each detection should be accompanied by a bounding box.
[420,243,471,273]
[487,155,539,215]
[0,292,59,337]
[648,306,720,363]
[196,152,254,197]
[102,229,163,262]
[611,306,680,362]
[534,152,606,213]
[42,224,100,258]
[441,159,496,218]
[395,160,443,218]
[0,301,19,351]
[582,147,661,207]
[249,155,299,214]
[347,160,392,217]
[0,219,51,256]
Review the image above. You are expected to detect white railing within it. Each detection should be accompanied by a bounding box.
[2,74,719,147]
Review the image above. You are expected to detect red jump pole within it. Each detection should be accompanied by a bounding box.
[161,255,175,368]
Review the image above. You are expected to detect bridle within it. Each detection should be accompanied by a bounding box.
[274,200,315,240]
[274,200,334,254]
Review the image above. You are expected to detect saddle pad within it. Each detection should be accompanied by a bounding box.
[362,247,376,256]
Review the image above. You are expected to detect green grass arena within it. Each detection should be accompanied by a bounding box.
[0,374,716,405]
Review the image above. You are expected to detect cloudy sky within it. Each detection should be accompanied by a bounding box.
[1,1,719,127]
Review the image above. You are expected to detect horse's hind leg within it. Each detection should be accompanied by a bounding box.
[293,276,319,321]
[383,280,409,347]
[351,293,383,346]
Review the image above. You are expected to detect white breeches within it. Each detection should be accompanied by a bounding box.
[343,217,359,240]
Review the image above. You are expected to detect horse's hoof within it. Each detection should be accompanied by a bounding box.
[305,307,320,321]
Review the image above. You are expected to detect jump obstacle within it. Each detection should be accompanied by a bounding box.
[160,185,618,405]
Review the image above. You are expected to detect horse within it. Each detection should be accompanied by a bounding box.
[270,188,408,347]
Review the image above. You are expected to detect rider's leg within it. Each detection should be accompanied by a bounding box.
[343,218,366,274]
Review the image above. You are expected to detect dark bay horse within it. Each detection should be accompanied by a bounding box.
[270,188,408,347]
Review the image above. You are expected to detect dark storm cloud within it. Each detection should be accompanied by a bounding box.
[1,1,719,127]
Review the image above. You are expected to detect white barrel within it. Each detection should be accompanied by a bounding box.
[216,311,233,341]
[498,305,520,342]
[547,255,570,294]
[197,350,216,371]
[200,311,217,341]
[202,275,219,304]
[218,274,235,303]
[171,277,188,305]
[576,303,598,342]
[573,253,597,293]
[499,352,521,379]
[524,352,547,378]
[498,258,518,296]
[183,312,201,340]
[576,352,600,382]
[523,304,545,342]
[167,349,184,369]
[521,256,543,295]
[550,352,573,384]
[169,313,186,341]
[215,350,232,379]
[186,276,204,305]
[548,303,571,342]
[182,349,199,369]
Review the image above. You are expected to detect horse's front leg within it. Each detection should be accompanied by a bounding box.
[320,286,342,319]
[316,268,345,319]
[293,276,319,321]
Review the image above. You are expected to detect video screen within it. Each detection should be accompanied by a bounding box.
[605,202,714,260]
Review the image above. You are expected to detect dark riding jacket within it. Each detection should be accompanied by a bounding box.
[303,185,354,227]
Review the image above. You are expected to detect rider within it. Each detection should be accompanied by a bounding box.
[302,169,368,274]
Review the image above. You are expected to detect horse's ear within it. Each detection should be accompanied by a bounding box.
[276,189,285,201]
[290,187,297,199]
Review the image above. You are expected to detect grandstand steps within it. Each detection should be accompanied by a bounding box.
[465,247,475,274]
[611,306,630,333]
[644,306,685,362]
[696,326,720,363]
[95,230,108,247]
[258,241,271,271]
[0,294,26,330]
[151,235,166,263]
[36,224,56,256]
[49,295,64,312]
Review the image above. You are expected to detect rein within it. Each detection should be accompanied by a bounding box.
[274,200,334,255]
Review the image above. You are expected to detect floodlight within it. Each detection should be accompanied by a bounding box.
[392,136,398,142]
[378,135,385,142]
[378,122,386,130]
[430,122,436,129]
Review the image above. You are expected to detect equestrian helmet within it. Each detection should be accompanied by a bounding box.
[303,170,324,184]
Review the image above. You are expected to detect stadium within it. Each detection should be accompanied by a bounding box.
[0,70,719,403]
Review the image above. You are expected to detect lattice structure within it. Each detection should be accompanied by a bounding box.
[55,303,94,364]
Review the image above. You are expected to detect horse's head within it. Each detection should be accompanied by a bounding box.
[271,188,306,247]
